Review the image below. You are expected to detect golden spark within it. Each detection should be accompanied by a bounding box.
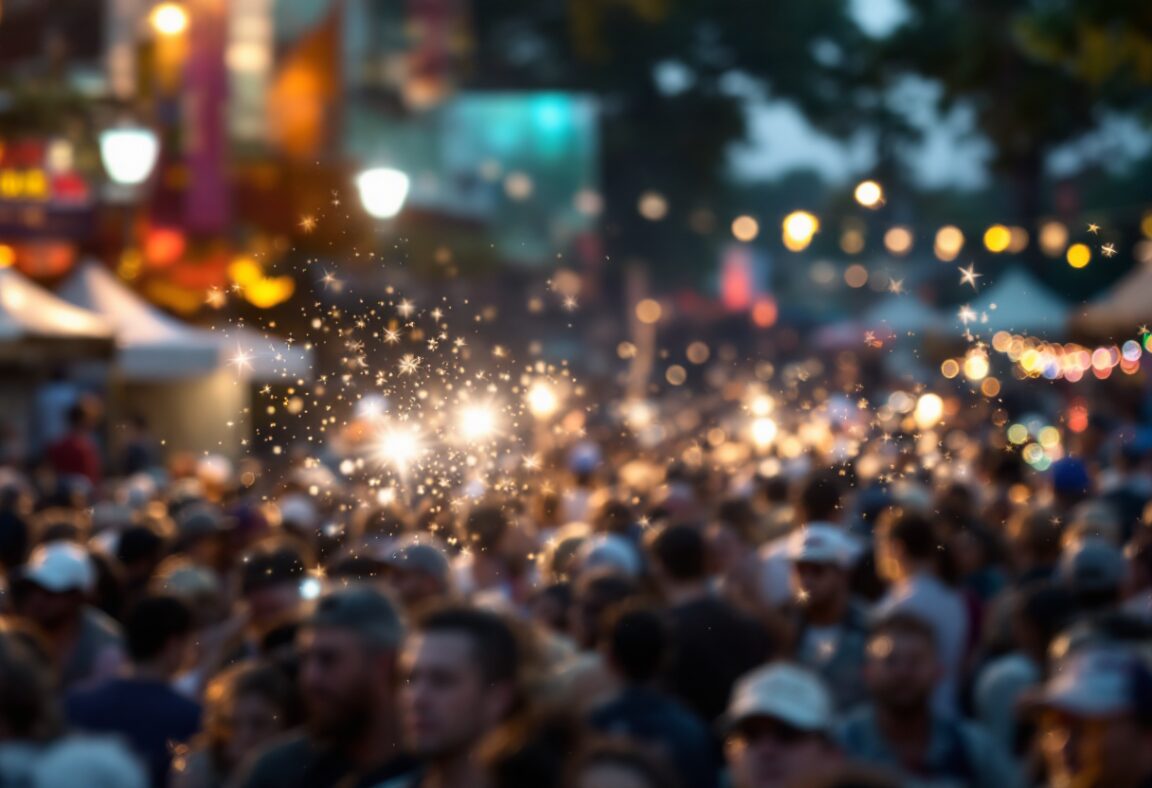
[398,299,415,318]
[1101,243,1117,258]
[299,215,317,233]
[958,305,977,324]
[888,278,905,295]
[562,295,578,311]
[1087,223,1100,234]
[398,354,421,375]
[205,288,226,309]
[383,328,402,344]
[958,263,982,289]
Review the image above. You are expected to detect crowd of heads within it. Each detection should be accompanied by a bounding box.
[1,378,1152,788]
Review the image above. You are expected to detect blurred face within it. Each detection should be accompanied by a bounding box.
[1039,710,1152,788]
[725,716,838,788]
[298,627,382,740]
[865,630,939,712]
[221,692,287,768]
[573,763,653,788]
[246,583,302,631]
[20,585,80,629]
[391,569,444,610]
[791,561,844,609]
[400,631,509,760]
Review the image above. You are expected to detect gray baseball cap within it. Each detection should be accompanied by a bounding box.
[381,534,451,583]
[306,585,405,649]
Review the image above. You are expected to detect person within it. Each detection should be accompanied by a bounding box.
[235,585,413,788]
[453,504,535,608]
[973,583,1076,757]
[648,524,773,724]
[565,740,679,788]
[838,614,1019,787]
[0,629,61,786]
[383,534,454,614]
[391,606,524,787]
[722,662,842,788]
[588,605,717,788]
[14,540,126,690]
[119,414,161,476]
[1032,644,1152,788]
[785,525,870,711]
[65,594,202,788]
[872,509,968,713]
[1059,537,1126,614]
[173,662,294,788]
[46,402,102,486]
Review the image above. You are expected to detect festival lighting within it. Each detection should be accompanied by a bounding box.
[782,211,819,252]
[458,404,499,441]
[150,2,188,36]
[526,381,559,419]
[357,167,410,219]
[100,127,159,186]
[854,180,884,208]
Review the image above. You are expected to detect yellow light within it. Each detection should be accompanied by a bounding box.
[984,224,1011,253]
[884,226,913,256]
[1141,211,1152,240]
[244,276,295,309]
[374,425,424,473]
[782,211,819,252]
[935,226,964,261]
[150,2,189,36]
[228,257,262,286]
[1007,424,1029,444]
[0,245,14,268]
[1039,221,1069,257]
[914,394,944,430]
[1067,243,1091,269]
[963,351,990,381]
[731,215,760,242]
[750,417,778,449]
[638,191,668,221]
[526,381,559,419]
[1038,426,1061,449]
[458,404,498,441]
[635,298,663,324]
[749,395,775,416]
[854,180,884,208]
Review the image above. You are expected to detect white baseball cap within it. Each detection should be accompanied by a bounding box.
[724,663,833,733]
[22,541,95,594]
[789,524,854,567]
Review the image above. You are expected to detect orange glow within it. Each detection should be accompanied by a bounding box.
[752,298,778,328]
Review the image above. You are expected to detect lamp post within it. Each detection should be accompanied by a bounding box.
[100,125,159,267]
[357,167,410,221]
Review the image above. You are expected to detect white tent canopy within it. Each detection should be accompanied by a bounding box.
[58,262,222,379]
[962,267,1068,336]
[58,262,313,382]
[863,296,946,335]
[0,267,112,342]
[1074,261,1152,337]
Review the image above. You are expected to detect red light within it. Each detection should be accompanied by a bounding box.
[143,227,186,268]
[752,298,777,328]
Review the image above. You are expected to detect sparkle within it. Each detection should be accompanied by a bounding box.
[229,345,253,374]
[1141,325,1150,336]
[383,328,402,344]
[205,288,226,309]
[958,263,982,289]
[398,354,421,375]
[430,308,443,321]
[320,270,342,290]
[864,330,881,348]
[562,295,578,311]
[1088,223,1100,234]
[888,278,905,295]
[1101,243,1117,258]
[958,305,977,324]
[398,299,415,318]
[299,215,317,233]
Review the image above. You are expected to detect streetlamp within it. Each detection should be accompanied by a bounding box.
[99,126,160,191]
[100,125,159,269]
[357,167,410,220]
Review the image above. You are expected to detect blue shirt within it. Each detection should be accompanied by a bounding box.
[65,677,201,788]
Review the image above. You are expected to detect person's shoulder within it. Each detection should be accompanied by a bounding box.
[233,733,315,788]
[82,607,125,641]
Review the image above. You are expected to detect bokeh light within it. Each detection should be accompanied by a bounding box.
[732,215,760,242]
[783,211,819,251]
[635,298,663,324]
[884,226,913,256]
[984,224,1011,253]
[854,180,884,208]
[1067,243,1091,269]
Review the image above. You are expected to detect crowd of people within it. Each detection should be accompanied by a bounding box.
[1,378,1152,788]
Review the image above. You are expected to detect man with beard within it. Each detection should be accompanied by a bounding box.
[388,606,522,788]
[236,586,414,788]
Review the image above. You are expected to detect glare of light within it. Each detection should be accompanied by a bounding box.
[783,211,819,252]
[100,127,159,186]
[458,404,498,441]
[884,226,913,256]
[732,215,760,242]
[963,351,990,381]
[635,298,663,324]
[914,394,944,430]
[1039,221,1069,257]
[1067,243,1091,269]
[983,224,1011,253]
[229,346,253,374]
[622,399,655,429]
[854,180,884,208]
[0,245,14,268]
[526,381,559,419]
[1038,426,1061,449]
[750,417,778,449]
[749,395,775,417]
[638,191,668,221]
[940,359,960,379]
[299,577,323,600]
[150,2,188,36]
[1007,424,1029,444]
[356,167,410,219]
[375,425,423,472]
[935,226,964,261]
